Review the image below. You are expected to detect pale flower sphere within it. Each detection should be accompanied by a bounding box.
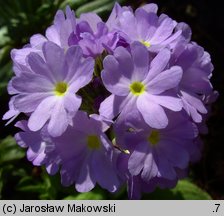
[3,3,217,199]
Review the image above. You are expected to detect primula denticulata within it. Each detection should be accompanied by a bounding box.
[3,3,218,199]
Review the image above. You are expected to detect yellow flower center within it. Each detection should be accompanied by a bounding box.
[148,130,160,146]
[87,135,101,149]
[54,82,68,96]
[130,81,145,96]
[140,40,151,48]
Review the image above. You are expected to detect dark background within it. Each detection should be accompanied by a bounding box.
[0,0,223,199]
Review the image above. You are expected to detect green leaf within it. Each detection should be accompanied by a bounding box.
[0,0,60,45]
[0,169,3,199]
[0,27,10,47]
[0,163,31,200]
[171,180,212,200]
[16,168,59,200]
[0,45,12,66]
[90,0,127,17]
[144,179,212,200]
[0,61,13,96]
[60,0,90,9]
[75,0,127,20]
[75,0,111,17]
[64,191,105,200]
[17,184,46,193]
[0,136,25,165]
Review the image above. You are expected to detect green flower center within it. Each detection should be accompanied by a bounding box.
[54,82,68,96]
[148,130,160,146]
[87,135,101,149]
[140,40,151,48]
[130,82,145,96]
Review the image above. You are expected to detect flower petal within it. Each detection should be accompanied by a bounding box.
[119,11,138,40]
[182,67,213,94]
[128,142,148,176]
[113,46,134,80]
[11,47,39,67]
[76,155,96,192]
[79,12,102,33]
[141,151,158,181]
[145,49,171,82]
[68,57,94,92]
[156,152,177,180]
[14,93,51,113]
[150,15,176,44]
[92,151,120,192]
[65,46,83,81]
[140,3,158,13]
[43,42,66,81]
[130,42,149,81]
[182,98,202,123]
[137,93,168,128]
[159,140,189,169]
[47,100,69,137]
[30,34,47,48]
[11,72,53,93]
[46,25,61,45]
[102,55,130,96]
[181,91,207,114]
[148,94,182,111]
[146,66,183,94]
[63,93,82,114]
[135,9,158,40]
[28,96,56,131]
[99,95,124,119]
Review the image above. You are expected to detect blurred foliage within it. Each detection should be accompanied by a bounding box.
[64,190,106,200]
[0,0,62,45]
[143,180,212,200]
[0,136,25,164]
[0,0,223,200]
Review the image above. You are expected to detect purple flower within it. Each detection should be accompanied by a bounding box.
[109,4,181,52]
[8,42,94,137]
[106,3,131,30]
[15,120,63,176]
[2,97,20,125]
[15,111,121,193]
[174,22,192,43]
[106,3,158,31]
[100,42,183,129]
[3,2,218,199]
[46,6,76,49]
[15,120,54,169]
[67,12,120,57]
[11,6,76,68]
[171,43,214,122]
[115,110,198,198]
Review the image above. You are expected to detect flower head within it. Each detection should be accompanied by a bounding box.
[172,42,214,122]
[9,42,94,137]
[115,110,198,198]
[3,2,218,200]
[67,12,121,57]
[110,4,181,52]
[11,6,76,68]
[15,111,121,193]
[100,42,183,128]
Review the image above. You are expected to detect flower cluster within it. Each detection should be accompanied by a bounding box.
[4,3,218,199]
